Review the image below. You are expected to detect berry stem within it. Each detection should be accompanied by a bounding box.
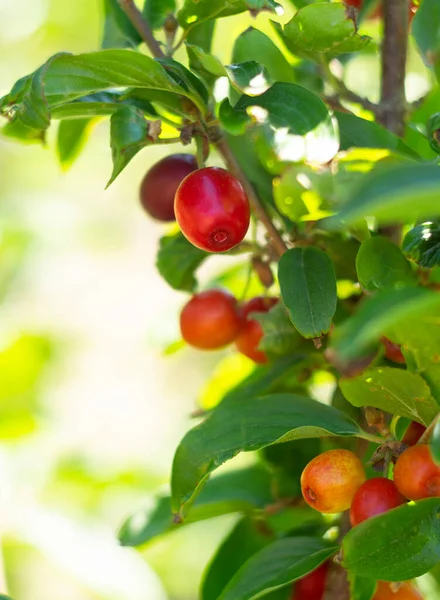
[419,413,440,445]
[117,0,165,58]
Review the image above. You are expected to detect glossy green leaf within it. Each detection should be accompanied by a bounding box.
[278,247,337,339]
[254,303,302,358]
[412,0,440,82]
[232,28,295,84]
[186,44,226,78]
[356,236,416,292]
[327,163,440,229]
[107,106,156,186]
[143,0,176,29]
[336,112,419,159]
[340,367,439,426]
[331,287,440,361]
[156,231,208,292]
[348,574,377,600]
[177,0,279,29]
[432,420,440,464]
[219,537,338,600]
[226,62,271,95]
[102,0,142,48]
[158,56,209,105]
[342,498,440,580]
[202,517,273,600]
[171,392,361,516]
[119,464,273,546]
[403,221,440,268]
[57,118,95,169]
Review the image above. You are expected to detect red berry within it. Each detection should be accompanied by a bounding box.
[381,337,406,364]
[344,0,362,8]
[402,421,426,446]
[180,289,243,350]
[139,154,197,221]
[349,478,405,526]
[235,297,278,364]
[301,449,366,514]
[291,562,328,600]
[175,167,250,253]
[394,444,440,501]
[372,581,423,600]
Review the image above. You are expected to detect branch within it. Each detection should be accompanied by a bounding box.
[419,413,440,445]
[215,135,288,258]
[379,0,409,136]
[117,0,165,58]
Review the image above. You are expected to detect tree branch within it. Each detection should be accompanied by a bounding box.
[117,0,165,58]
[379,0,409,136]
[419,413,440,445]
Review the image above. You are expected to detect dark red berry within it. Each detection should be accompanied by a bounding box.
[235,296,278,364]
[350,478,406,526]
[291,562,328,600]
[402,421,426,446]
[381,337,406,364]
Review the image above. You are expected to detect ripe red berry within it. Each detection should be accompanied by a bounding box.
[291,562,328,600]
[402,421,426,446]
[349,477,405,527]
[381,337,406,364]
[235,297,278,364]
[301,449,366,514]
[175,167,250,253]
[180,289,243,350]
[394,444,440,501]
[372,581,423,600]
[344,0,362,8]
[139,154,197,221]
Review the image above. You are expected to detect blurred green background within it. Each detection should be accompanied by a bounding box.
[0,1,435,599]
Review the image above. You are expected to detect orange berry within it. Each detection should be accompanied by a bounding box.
[394,444,440,501]
[372,581,423,600]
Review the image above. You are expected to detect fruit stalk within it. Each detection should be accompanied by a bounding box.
[117,0,165,58]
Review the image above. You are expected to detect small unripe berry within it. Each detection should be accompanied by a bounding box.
[394,444,440,501]
[291,562,328,600]
[349,478,405,527]
[402,421,426,446]
[372,581,423,600]
[180,289,242,350]
[301,449,366,514]
[235,297,278,364]
[139,154,197,221]
[175,167,250,252]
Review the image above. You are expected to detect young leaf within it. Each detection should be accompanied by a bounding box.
[412,0,440,82]
[336,112,419,159]
[340,367,438,427]
[254,303,302,358]
[107,106,159,186]
[177,0,279,30]
[327,163,440,229]
[278,247,337,339]
[156,231,208,292]
[402,221,440,268]
[57,118,95,169]
[342,498,440,580]
[119,464,273,547]
[356,236,416,292]
[102,0,142,48]
[201,517,273,600]
[143,0,176,29]
[171,392,361,516]
[348,574,377,600]
[330,288,440,361]
[219,537,338,600]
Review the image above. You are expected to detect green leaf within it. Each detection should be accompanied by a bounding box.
[342,498,440,581]
[202,517,273,600]
[327,163,440,229]
[348,574,377,600]
[57,118,95,169]
[118,464,273,547]
[171,392,361,516]
[331,287,440,361]
[156,231,208,292]
[278,247,337,339]
[232,28,295,84]
[340,367,439,427]
[336,112,419,159]
[158,56,209,105]
[403,221,440,268]
[143,0,176,29]
[226,62,271,95]
[432,420,440,464]
[254,303,302,358]
[219,537,337,600]
[102,0,142,48]
[107,106,157,186]
[177,0,279,29]
[356,236,416,292]
[412,0,440,82]
[186,44,226,78]
[284,3,366,55]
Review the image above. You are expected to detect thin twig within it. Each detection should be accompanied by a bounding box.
[321,61,379,114]
[419,413,440,445]
[379,0,409,135]
[117,0,165,58]
[215,136,288,258]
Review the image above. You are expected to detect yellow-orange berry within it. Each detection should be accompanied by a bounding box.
[394,444,440,501]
